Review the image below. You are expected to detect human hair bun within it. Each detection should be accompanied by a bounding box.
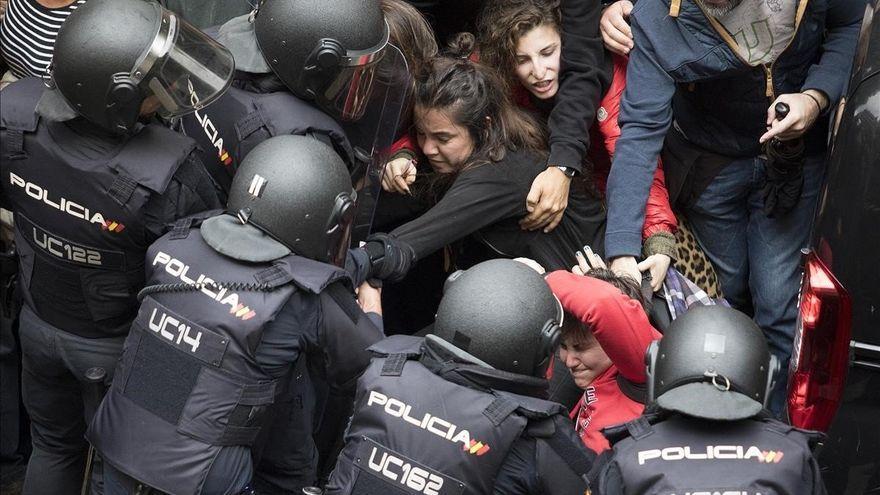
[444,31,476,59]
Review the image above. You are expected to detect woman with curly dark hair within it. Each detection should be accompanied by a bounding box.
[478,0,682,292]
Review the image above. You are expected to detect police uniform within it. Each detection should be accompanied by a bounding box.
[0,77,223,492]
[593,306,828,495]
[88,213,385,495]
[180,74,353,196]
[179,13,354,196]
[181,61,354,495]
[185,8,406,490]
[596,409,826,495]
[325,334,596,495]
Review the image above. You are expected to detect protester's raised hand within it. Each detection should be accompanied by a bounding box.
[381,156,417,195]
[520,167,571,233]
[637,254,671,292]
[609,255,640,283]
[572,245,605,275]
[601,1,634,56]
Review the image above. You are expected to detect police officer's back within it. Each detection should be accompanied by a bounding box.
[88,135,386,495]
[325,259,596,495]
[180,1,404,491]
[181,0,390,194]
[0,0,228,491]
[596,306,826,494]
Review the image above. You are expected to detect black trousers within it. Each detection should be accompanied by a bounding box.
[18,306,124,495]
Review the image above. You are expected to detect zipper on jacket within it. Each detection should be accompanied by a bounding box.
[763,65,774,98]
[764,0,811,101]
[695,0,811,101]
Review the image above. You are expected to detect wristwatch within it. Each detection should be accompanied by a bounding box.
[554,166,578,178]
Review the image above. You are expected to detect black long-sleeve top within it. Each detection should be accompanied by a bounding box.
[390,150,606,271]
[548,0,612,172]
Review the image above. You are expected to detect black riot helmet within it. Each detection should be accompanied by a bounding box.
[646,306,780,421]
[432,260,563,377]
[254,0,389,121]
[218,135,357,266]
[39,0,234,133]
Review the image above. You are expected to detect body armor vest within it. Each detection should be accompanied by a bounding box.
[601,412,824,494]
[325,335,569,495]
[181,85,352,194]
[87,217,349,495]
[0,77,193,338]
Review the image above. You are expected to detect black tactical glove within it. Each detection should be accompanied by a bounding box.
[362,233,416,283]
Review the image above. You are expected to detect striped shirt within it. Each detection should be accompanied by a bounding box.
[0,0,85,79]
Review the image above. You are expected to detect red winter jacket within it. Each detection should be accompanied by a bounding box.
[545,271,662,452]
[586,55,676,238]
[392,54,677,240]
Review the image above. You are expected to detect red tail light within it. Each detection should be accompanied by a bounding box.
[787,252,852,432]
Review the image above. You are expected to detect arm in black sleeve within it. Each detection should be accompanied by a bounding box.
[254,292,315,378]
[493,422,595,495]
[547,0,612,172]
[534,419,595,495]
[317,281,385,393]
[493,437,540,495]
[142,153,225,239]
[344,248,372,286]
[390,168,526,260]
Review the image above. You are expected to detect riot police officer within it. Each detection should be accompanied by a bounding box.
[595,306,826,494]
[179,1,408,490]
[0,0,230,491]
[87,135,386,495]
[181,0,401,195]
[325,259,596,495]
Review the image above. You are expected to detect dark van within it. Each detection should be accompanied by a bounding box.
[785,2,880,492]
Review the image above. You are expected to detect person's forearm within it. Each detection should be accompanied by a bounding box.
[604,18,674,259]
[548,0,612,172]
[391,176,521,259]
[323,300,385,392]
[800,0,865,111]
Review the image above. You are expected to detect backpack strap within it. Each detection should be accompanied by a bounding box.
[535,415,596,483]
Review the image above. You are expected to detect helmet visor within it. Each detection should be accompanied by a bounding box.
[300,23,390,122]
[318,55,383,122]
[133,10,234,118]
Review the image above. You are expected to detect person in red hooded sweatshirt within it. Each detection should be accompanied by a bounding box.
[544,249,661,452]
